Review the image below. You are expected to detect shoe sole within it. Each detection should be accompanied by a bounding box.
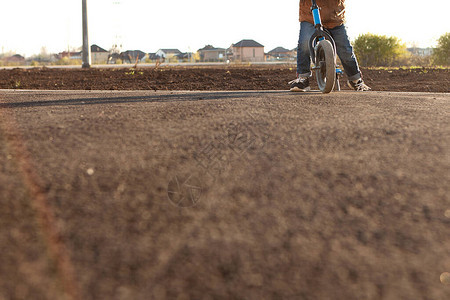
[290,86,311,92]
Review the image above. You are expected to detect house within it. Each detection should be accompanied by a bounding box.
[57,51,82,60]
[120,50,146,63]
[108,50,146,64]
[107,52,121,64]
[147,53,159,62]
[266,47,295,61]
[231,39,265,62]
[155,49,182,61]
[3,54,25,64]
[91,44,109,64]
[198,45,226,62]
[175,52,194,62]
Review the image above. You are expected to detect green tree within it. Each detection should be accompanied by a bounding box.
[352,33,407,67]
[432,33,450,66]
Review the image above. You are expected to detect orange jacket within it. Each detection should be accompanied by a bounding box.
[299,0,346,29]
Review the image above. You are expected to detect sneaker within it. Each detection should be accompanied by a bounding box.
[348,79,371,91]
[288,77,311,92]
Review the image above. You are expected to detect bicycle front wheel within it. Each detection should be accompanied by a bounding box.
[315,39,336,93]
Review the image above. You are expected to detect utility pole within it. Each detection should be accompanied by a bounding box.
[82,0,91,68]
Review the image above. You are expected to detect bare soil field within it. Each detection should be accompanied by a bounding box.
[0,65,449,92]
[0,89,449,299]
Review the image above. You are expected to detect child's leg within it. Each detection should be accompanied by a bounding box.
[297,21,316,77]
[329,25,362,81]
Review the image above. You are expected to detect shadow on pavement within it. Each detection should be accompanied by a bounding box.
[0,90,318,109]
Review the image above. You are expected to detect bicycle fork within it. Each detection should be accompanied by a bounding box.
[310,0,342,91]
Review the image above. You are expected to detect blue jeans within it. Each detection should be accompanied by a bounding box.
[297,21,361,81]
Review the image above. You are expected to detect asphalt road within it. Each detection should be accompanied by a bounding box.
[0,90,449,300]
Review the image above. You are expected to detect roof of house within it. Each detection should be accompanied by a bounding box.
[199,45,225,51]
[57,51,82,58]
[158,49,182,54]
[233,39,264,48]
[121,50,146,60]
[5,54,25,61]
[268,47,291,54]
[122,50,145,55]
[91,44,108,53]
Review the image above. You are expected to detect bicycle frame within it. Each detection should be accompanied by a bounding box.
[311,0,322,27]
[308,0,336,64]
[309,0,344,91]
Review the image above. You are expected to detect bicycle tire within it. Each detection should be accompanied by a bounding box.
[315,39,336,93]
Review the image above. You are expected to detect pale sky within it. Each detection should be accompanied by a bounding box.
[1,0,449,57]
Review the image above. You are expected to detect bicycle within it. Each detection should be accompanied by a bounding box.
[309,0,343,93]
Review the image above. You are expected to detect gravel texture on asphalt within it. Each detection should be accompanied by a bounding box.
[0,90,449,299]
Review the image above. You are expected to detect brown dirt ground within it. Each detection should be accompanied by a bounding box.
[0,89,449,299]
[0,65,449,92]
